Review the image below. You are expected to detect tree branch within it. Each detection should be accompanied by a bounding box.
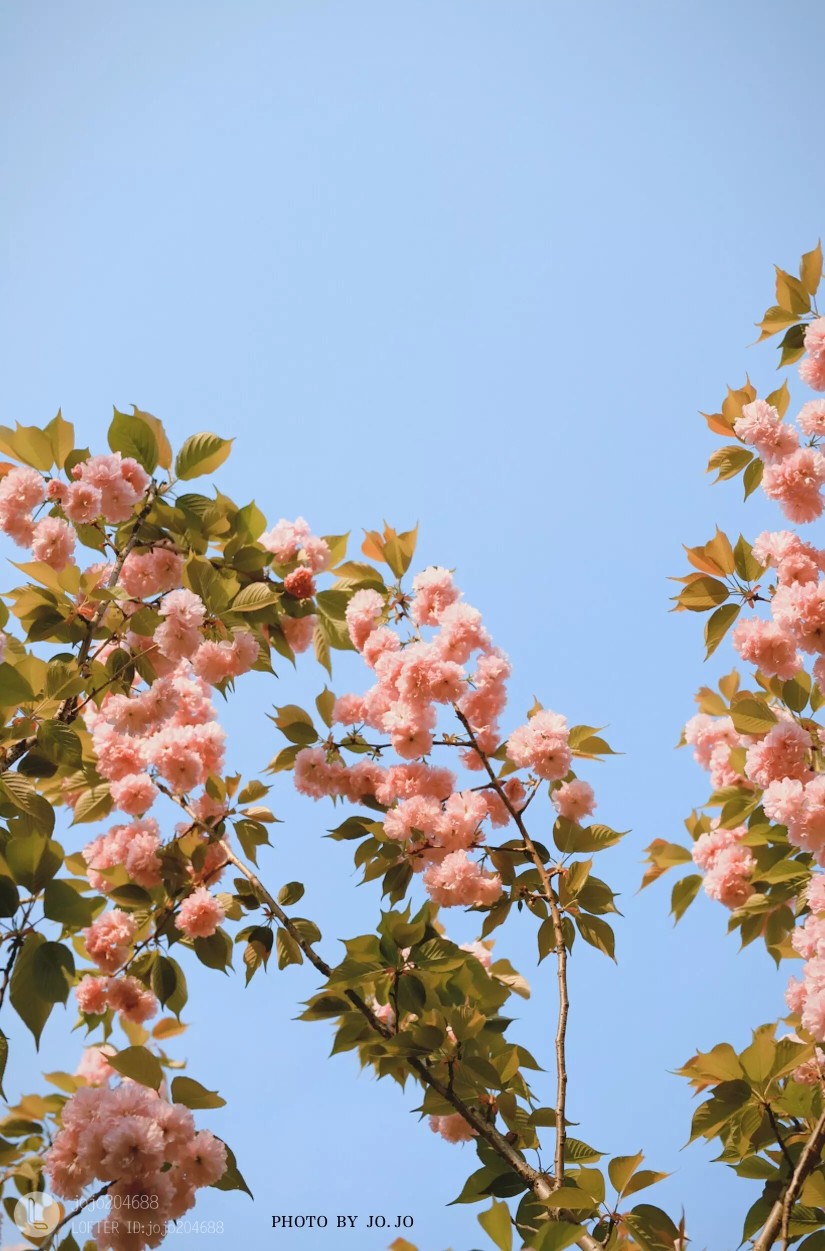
[752,1108,825,1251]
[43,1181,111,1249]
[453,709,570,1190]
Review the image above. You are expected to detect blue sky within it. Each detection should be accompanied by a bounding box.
[1,2,824,1248]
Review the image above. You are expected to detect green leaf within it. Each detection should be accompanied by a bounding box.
[109,408,159,473]
[0,422,55,470]
[5,836,63,892]
[276,929,303,969]
[0,663,35,706]
[31,941,75,1003]
[193,930,233,971]
[211,1140,253,1197]
[108,1046,163,1090]
[729,695,778,735]
[778,323,807,367]
[175,433,233,481]
[741,1026,776,1085]
[554,819,624,854]
[232,583,279,613]
[622,1169,670,1199]
[743,458,764,500]
[70,784,113,826]
[706,445,752,481]
[44,410,75,469]
[171,1076,227,1109]
[705,603,740,659]
[531,1225,583,1251]
[43,880,97,928]
[10,933,53,1046]
[800,241,823,295]
[576,914,615,961]
[671,874,702,923]
[477,1200,512,1251]
[277,881,305,906]
[677,576,730,612]
[733,535,766,583]
[542,1185,596,1210]
[0,877,19,917]
[37,721,83,767]
[609,1151,644,1196]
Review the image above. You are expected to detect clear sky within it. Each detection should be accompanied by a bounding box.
[1,2,824,1248]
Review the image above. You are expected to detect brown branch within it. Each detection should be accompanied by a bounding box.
[43,1180,112,1249]
[453,708,570,1190]
[752,1108,825,1251]
[217,839,602,1249]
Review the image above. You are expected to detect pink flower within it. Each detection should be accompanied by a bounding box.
[384,795,444,843]
[382,699,436,759]
[436,602,490,664]
[800,355,825,392]
[75,976,109,1015]
[734,399,798,463]
[192,631,259,684]
[799,400,825,438]
[773,582,825,653]
[280,614,315,654]
[460,940,493,970]
[284,568,316,599]
[423,850,502,908]
[345,588,385,650]
[429,1113,477,1143]
[411,567,461,626]
[763,447,825,523]
[120,548,183,598]
[261,517,330,571]
[176,887,225,939]
[763,777,807,828]
[180,1131,227,1187]
[110,772,159,816]
[73,452,149,522]
[31,516,75,571]
[507,710,571,780]
[552,779,596,821]
[808,874,825,914]
[332,693,367,725]
[106,975,159,1024]
[744,721,813,789]
[692,823,754,909]
[75,1045,116,1086]
[63,480,103,523]
[732,617,800,679]
[84,909,138,973]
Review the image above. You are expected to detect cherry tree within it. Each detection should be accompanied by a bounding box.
[645,241,825,1250]
[0,407,682,1251]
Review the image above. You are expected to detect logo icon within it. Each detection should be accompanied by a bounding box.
[12,1190,63,1238]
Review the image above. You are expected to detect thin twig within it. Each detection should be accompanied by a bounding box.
[43,1180,112,1249]
[453,708,570,1190]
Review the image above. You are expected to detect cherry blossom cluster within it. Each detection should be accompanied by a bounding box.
[733,328,825,523]
[291,567,595,908]
[0,453,152,566]
[786,876,825,1044]
[45,1082,226,1251]
[729,529,825,685]
[691,820,754,908]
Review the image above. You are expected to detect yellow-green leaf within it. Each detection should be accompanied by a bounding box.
[175,433,233,481]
